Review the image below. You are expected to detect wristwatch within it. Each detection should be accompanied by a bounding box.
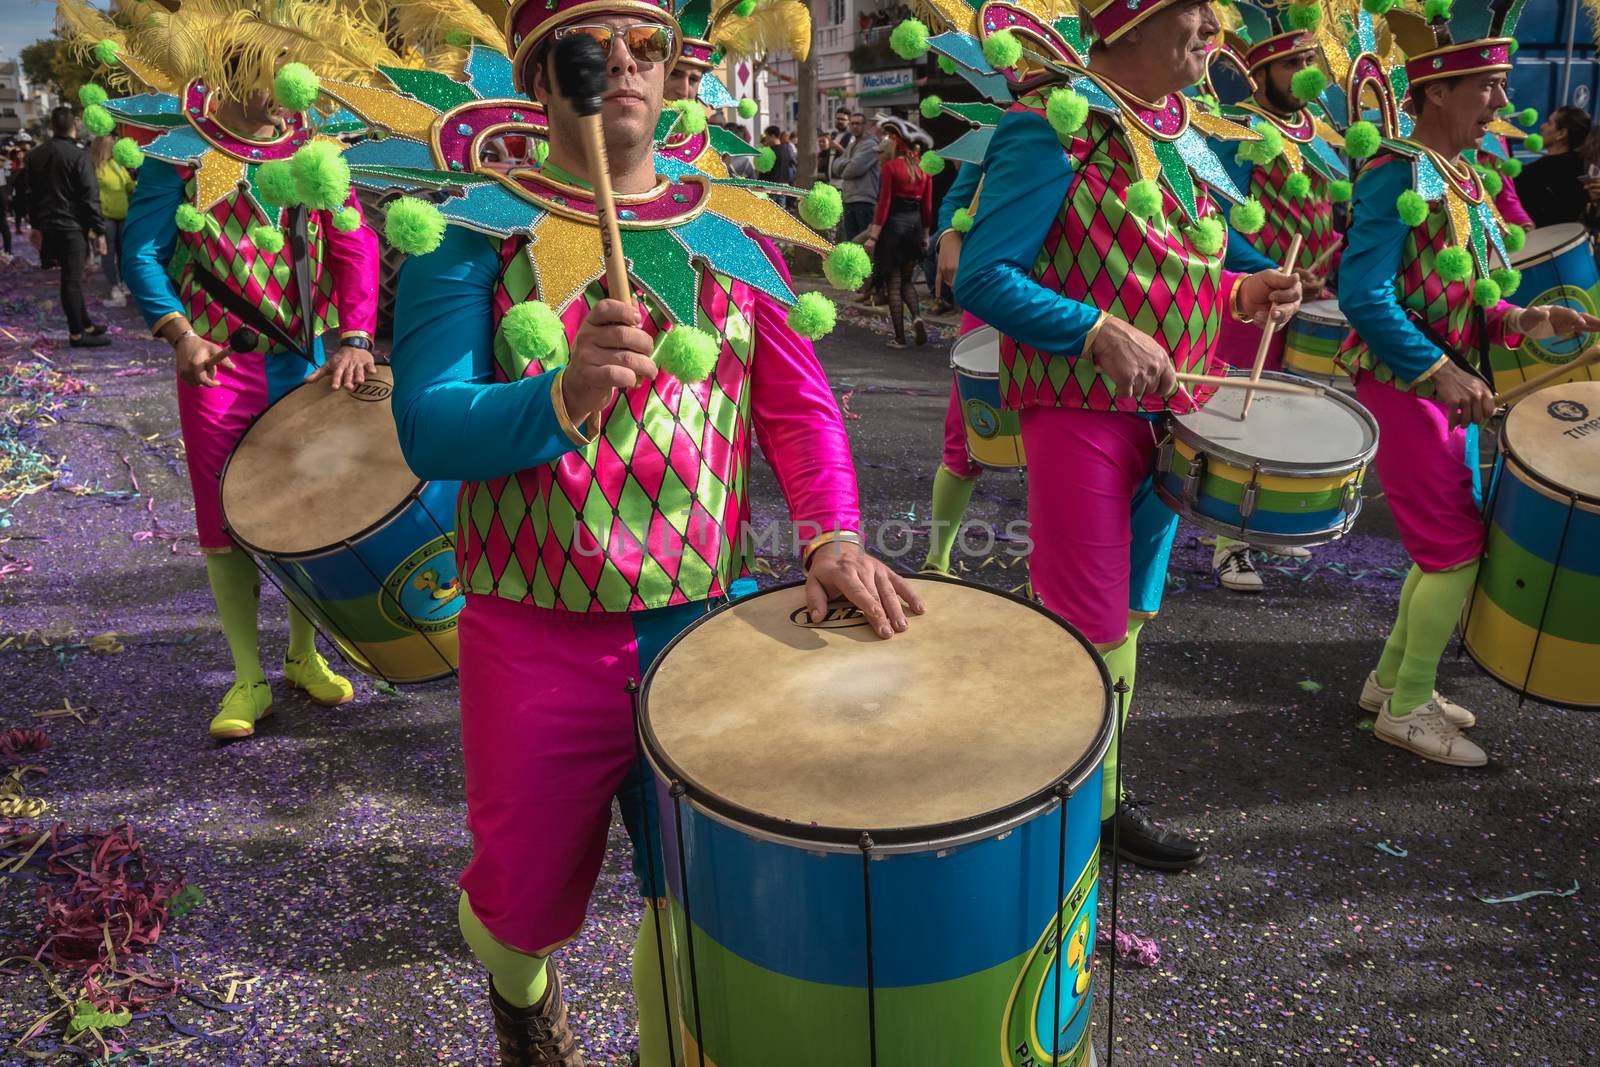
[339,335,373,351]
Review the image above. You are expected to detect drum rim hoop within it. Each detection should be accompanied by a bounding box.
[1510,224,1590,269]
[1494,446,1600,513]
[636,574,1116,855]
[951,325,1002,376]
[1167,371,1379,476]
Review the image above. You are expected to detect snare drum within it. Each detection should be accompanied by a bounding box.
[220,367,463,683]
[1282,299,1355,390]
[952,327,1027,469]
[1489,223,1600,390]
[640,578,1111,1067]
[1155,371,1379,546]
[1461,381,1600,708]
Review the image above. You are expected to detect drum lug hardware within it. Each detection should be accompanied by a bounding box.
[1181,449,1204,506]
[1156,435,1175,474]
[1342,481,1361,515]
[1239,467,1261,519]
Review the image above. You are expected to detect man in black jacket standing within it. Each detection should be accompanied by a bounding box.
[28,107,109,348]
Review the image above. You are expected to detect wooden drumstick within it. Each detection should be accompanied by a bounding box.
[1240,234,1304,419]
[1492,342,1600,408]
[553,34,631,304]
[1303,242,1337,278]
[1175,372,1324,396]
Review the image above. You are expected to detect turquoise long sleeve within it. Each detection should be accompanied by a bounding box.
[121,159,187,330]
[1337,160,1442,383]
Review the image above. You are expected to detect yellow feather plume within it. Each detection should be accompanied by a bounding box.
[713,0,812,61]
[388,0,510,72]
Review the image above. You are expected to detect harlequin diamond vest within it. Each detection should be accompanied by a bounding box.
[1245,155,1338,272]
[454,237,756,613]
[169,176,337,353]
[999,103,1230,414]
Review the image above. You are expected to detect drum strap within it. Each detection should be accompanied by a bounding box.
[1406,308,1495,392]
[285,206,318,359]
[188,253,313,366]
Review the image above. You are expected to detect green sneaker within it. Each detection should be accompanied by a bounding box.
[284,651,354,707]
[209,680,274,740]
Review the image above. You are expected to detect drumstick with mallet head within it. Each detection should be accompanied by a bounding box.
[1240,234,1304,419]
[1492,342,1600,408]
[553,33,632,305]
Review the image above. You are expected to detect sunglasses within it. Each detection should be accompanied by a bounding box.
[553,22,676,64]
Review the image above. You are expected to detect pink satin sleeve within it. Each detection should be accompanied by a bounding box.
[323,192,380,336]
[1494,181,1535,229]
[1485,300,1524,350]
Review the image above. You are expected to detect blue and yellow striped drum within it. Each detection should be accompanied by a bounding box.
[1489,224,1600,390]
[1462,381,1600,708]
[1282,299,1354,391]
[221,367,463,684]
[953,327,1027,469]
[640,577,1111,1067]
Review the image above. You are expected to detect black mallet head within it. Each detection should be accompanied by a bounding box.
[553,33,608,118]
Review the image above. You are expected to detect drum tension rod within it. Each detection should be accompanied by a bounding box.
[858,832,880,1067]
[669,782,708,1067]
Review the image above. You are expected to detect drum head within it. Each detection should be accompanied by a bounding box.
[1502,380,1600,500]
[1173,371,1377,472]
[1511,222,1588,267]
[951,326,1001,374]
[641,578,1110,847]
[1294,299,1348,327]
[222,366,420,556]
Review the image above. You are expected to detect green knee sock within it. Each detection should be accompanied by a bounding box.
[923,465,978,573]
[287,605,317,659]
[458,892,549,1008]
[1374,564,1423,689]
[1390,563,1479,717]
[1098,614,1148,820]
[204,551,264,684]
[632,903,682,1067]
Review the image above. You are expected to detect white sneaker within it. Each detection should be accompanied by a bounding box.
[1214,543,1263,593]
[1375,698,1487,767]
[1358,672,1475,727]
[1261,544,1312,560]
[104,288,126,307]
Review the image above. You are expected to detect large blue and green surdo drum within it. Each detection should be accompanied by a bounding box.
[953,327,1027,470]
[1155,371,1379,547]
[1462,381,1600,708]
[221,367,463,683]
[639,578,1112,1066]
[1490,224,1600,390]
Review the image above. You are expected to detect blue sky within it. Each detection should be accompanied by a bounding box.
[0,2,73,69]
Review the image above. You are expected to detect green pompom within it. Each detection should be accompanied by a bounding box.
[93,39,120,66]
[952,207,974,232]
[1185,216,1225,255]
[1361,0,1395,12]
[920,95,943,120]
[1344,119,1380,159]
[1423,0,1453,20]
[1045,88,1089,141]
[273,62,321,112]
[890,18,931,60]
[1504,223,1526,252]
[174,203,205,233]
[445,29,473,47]
[501,300,565,361]
[82,104,114,137]
[1230,197,1265,234]
[1283,172,1312,200]
[1520,106,1538,127]
[1523,133,1544,152]
[247,223,285,253]
[1290,67,1327,103]
[332,205,361,232]
[937,55,959,75]
[256,160,299,207]
[1491,267,1521,297]
[1125,179,1162,220]
[1500,156,1522,177]
[1395,189,1428,226]
[1479,167,1503,196]
[1287,3,1323,30]
[799,182,843,229]
[786,291,836,340]
[919,151,946,176]
[1237,121,1284,165]
[291,141,351,211]
[738,98,758,119]
[735,0,757,15]
[1328,179,1352,203]
[983,28,1023,69]
[824,243,873,289]
[1472,277,1501,307]
[1508,39,1520,55]
[112,137,144,169]
[654,325,721,382]
[754,146,777,174]
[534,140,550,164]
[383,197,447,255]
[1435,246,1473,282]
[78,84,108,107]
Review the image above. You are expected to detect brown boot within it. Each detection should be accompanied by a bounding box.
[488,965,585,1067]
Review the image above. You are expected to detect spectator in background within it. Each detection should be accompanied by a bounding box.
[0,152,12,259]
[10,137,32,235]
[1516,105,1594,229]
[863,117,933,348]
[831,112,881,241]
[762,126,798,184]
[26,107,108,347]
[722,123,757,178]
[90,134,136,307]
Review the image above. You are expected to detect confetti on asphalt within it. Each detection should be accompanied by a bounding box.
[1297,679,1323,692]
[1472,881,1579,905]
[1374,841,1408,857]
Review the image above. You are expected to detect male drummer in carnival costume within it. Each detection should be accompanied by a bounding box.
[60,0,383,741]
[956,0,1302,869]
[370,0,920,1061]
[1336,0,1599,766]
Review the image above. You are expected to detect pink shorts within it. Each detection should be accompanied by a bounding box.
[942,312,987,478]
[1214,311,1285,373]
[176,355,270,551]
[1356,375,1485,571]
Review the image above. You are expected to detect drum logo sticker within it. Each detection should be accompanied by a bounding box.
[1521,285,1597,365]
[1002,850,1098,1067]
[788,603,870,629]
[965,398,1003,440]
[1548,399,1589,423]
[350,379,393,403]
[382,535,464,633]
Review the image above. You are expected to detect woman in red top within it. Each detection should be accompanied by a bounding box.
[864,118,934,348]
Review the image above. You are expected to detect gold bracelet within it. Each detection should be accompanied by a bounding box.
[1081,310,1110,359]
[1229,278,1251,324]
[549,367,598,448]
[802,530,863,571]
[150,311,186,339]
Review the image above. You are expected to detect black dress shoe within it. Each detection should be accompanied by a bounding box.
[69,333,111,348]
[1101,799,1204,870]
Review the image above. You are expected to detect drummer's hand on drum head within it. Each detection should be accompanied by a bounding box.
[1088,316,1175,402]
[1292,267,1325,301]
[174,332,233,388]
[306,344,377,391]
[1432,361,1496,428]
[1240,270,1302,327]
[805,540,926,639]
[563,298,658,421]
